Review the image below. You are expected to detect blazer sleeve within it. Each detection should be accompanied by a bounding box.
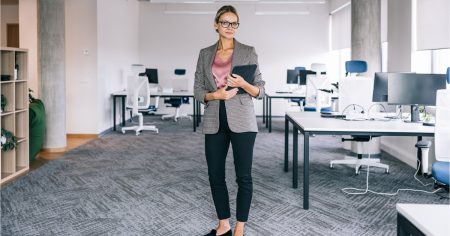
[249,47,265,99]
[194,49,208,105]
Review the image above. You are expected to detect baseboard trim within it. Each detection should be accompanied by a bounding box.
[67,134,99,139]
[41,147,67,153]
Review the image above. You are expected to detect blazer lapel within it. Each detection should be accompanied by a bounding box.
[231,39,242,69]
[205,42,219,91]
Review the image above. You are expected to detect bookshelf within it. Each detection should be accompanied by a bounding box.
[1,47,29,185]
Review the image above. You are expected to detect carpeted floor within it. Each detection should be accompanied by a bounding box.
[1,116,448,236]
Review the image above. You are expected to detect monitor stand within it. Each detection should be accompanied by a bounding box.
[404,104,421,123]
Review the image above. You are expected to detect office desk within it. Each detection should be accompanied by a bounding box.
[396,204,450,236]
[284,112,434,210]
[264,91,338,133]
[264,91,306,133]
[111,91,201,132]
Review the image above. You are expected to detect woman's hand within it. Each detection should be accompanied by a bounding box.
[204,85,238,101]
[227,74,248,89]
[214,85,238,100]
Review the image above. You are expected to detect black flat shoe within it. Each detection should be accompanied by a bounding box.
[204,229,232,236]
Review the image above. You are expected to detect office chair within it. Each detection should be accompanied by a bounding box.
[330,60,388,175]
[161,69,192,122]
[288,66,306,107]
[122,75,158,135]
[416,70,450,187]
[303,63,333,113]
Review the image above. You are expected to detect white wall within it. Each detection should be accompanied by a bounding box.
[97,0,140,133]
[65,0,99,134]
[138,3,330,116]
[19,0,39,97]
[1,4,18,47]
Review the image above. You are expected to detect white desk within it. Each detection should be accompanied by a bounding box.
[264,91,338,132]
[284,112,435,209]
[397,204,450,236]
[111,90,200,132]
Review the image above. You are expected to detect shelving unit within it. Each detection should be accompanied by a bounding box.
[1,47,29,185]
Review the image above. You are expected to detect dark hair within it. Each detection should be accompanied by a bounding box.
[214,5,239,25]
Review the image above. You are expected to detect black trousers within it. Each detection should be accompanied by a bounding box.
[205,101,257,222]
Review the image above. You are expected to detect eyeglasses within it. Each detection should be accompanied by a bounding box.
[219,21,240,29]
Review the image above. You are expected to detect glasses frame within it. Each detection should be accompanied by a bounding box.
[218,21,240,29]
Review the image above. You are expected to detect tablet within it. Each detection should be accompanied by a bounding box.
[226,64,257,94]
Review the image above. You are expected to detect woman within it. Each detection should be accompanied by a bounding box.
[194,5,265,236]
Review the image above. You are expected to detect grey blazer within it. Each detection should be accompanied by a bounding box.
[194,39,265,134]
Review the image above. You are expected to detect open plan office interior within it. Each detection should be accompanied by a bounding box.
[1,0,449,235]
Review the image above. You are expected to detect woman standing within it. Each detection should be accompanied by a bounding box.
[194,5,265,236]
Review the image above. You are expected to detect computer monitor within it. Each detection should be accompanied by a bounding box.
[372,72,388,102]
[145,68,158,84]
[286,69,298,84]
[388,73,446,122]
[299,70,326,85]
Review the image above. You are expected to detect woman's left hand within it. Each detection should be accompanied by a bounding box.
[227,74,248,88]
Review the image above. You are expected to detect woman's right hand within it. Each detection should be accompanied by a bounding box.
[214,85,238,100]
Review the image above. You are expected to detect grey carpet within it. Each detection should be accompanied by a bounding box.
[1,116,449,236]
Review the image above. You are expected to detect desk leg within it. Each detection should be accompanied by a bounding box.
[113,96,117,131]
[417,136,423,175]
[293,127,298,188]
[265,96,269,129]
[284,116,289,172]
[303,131,310,210]
[197,100,201,127]
[269,97,272,133]
[263,96,266,124]
[121,96,126,127]
[193,98,196,132]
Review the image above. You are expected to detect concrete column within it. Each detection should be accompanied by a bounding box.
[39,0,66,150]
[351,0,381,76]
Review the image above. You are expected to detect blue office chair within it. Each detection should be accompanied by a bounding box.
[303,63,333,113]
[432,70,449,187]
[330,60,388,174]
[161,69,192,122]
[345,60,367,76]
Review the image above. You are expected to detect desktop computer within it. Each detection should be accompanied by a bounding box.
[388,73,447,122]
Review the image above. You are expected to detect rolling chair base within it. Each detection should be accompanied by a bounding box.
[330,155,389,175]
[161,108,192,122]
[122,125,159,136]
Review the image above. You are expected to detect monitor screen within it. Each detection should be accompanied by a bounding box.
[299,70,326,85]
[388,73,446,106]
[372,72,388,102]
[145,68,158,84]
[286,69,298,84]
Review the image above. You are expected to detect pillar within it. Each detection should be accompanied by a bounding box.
[39,0,66,150]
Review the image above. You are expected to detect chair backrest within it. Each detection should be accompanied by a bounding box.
[435,89,450,161]
[338,76,374,114]
[172,68,189,92]
[305,63,331,108]
[126,75,151,114]
[345,60,367,76]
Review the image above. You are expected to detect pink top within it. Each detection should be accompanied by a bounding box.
[212,52,233,89]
